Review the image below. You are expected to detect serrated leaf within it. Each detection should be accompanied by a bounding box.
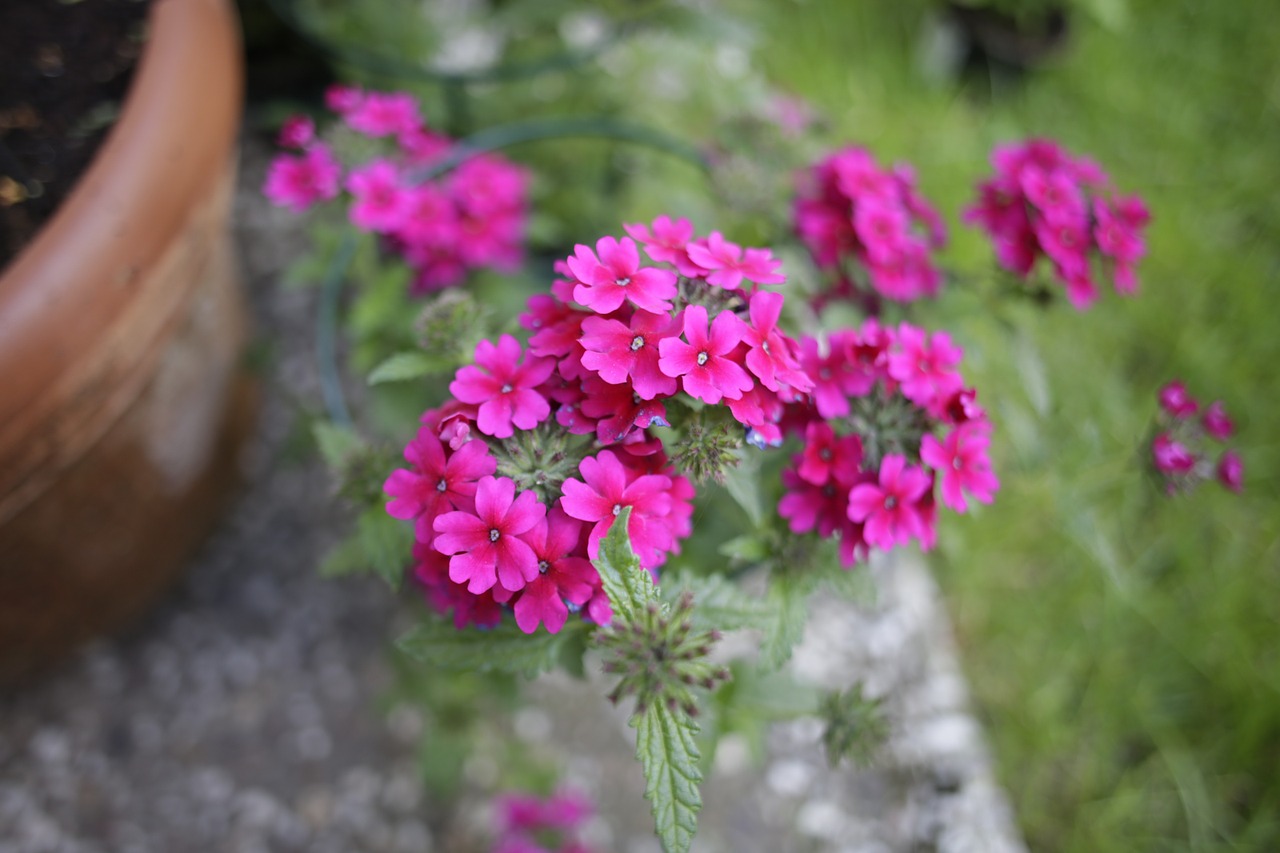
[634,702,703,853]
[356,508,414,590]
[368,351,442,385]
[398,619,583,677]
[593,507,658,622]
[760,571,815,671]
[661,572,777,633]
[312,420,362,468]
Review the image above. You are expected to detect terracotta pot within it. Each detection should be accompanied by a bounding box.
[0,0,254,684]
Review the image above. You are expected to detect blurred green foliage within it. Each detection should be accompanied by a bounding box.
[724,0,1279,848]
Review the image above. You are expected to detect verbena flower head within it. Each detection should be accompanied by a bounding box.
[794,146,947,309]
[1148,379,1242,495]
[964,138,1150,309]
[779,319,997,565]
[386,219,999,636]
[263,85,529,293]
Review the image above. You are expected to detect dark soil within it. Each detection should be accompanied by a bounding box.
[0,0,152,272]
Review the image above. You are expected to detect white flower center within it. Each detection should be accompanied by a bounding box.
[436,479,448,493]
[630,335,645,351]
[612,503,623,516]
[696,351,709,366]
[489,528,501,542]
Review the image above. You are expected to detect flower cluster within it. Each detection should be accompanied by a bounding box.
[779,320,998,565]
[385,218,998,633]
[264,85,529,293]
[491,789,598,853]
[1150,380,1243,494]
[964,138,1150,310]
[794,147,947,307]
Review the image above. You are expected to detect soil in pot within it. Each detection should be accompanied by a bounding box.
[0,0,153,270]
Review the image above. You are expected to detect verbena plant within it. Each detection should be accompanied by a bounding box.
[264,69,1243,849]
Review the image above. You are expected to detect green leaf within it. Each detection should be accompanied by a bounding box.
[357,508,414,590]
[318,533,368,578]
[398,619,584,677]
[634,702,703,853]
[312,420,362,468]
[367,350,442,385]
[1013,329,1051,418]
[760,570,815,671]
[593,507,658,622]
[718,533,770,565]
[661,572,778,633]
[721,449,765,527]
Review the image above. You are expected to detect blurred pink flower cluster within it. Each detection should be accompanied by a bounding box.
[264,85,529,294]
[492,789,598,853]
[794,147,948,307]
[1151,380,1242,494]
[964,138,1149,309]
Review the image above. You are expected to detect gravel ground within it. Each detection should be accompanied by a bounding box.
[0,140,1026,853]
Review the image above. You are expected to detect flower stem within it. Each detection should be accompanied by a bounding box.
[405,116,711,185]
[317,233,358,428]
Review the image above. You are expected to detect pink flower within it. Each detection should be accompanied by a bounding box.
[450,335,556,439]
[449,155,528,218]
[623,216,700,276]
[512,509,596,634]
[1152,433,1196,475]
[846,454,932,550]
[797,423,863,486]
[346,161,410,233]
[263,144,342,212]
[277,115,315,149]
[742,292,813,393]
[1202,401,1235,440]
[567,236,677,315]
[578,377,669,444]
[798,332,876,419]
[324,84,363,115]
[433,476,546,594]
[413,544,506,629]
[853,198,909,265]
[1158,380,1199,418]
[684,231,785,290]
[887,324,964,408]
[657,306,754,404]
[777,467,868,567]
[1217,451,1244,493]
[1020,166,1085,225]
[384,430,496,543]
[344,90,421,137]
[579,310,680,400]
[920,423,999,513]
[559,450,674,568]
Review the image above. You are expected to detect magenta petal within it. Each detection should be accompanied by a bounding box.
[560,479,613,523]
[477,395,515,437]
[846,485,881,523]
[495,537,539,591]
[504,489,547,536]
[474,476,515,523]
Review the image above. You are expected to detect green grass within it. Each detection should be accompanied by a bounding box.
[725,0,1280,849]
